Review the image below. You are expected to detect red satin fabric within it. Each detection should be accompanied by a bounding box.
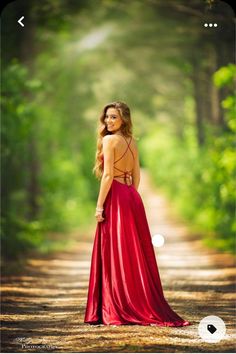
[84,179,191,326]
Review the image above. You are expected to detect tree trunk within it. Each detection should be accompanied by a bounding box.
[192,64,205,146]
[26,136,40,220]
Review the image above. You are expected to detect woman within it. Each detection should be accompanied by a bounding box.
[84,101,191,327]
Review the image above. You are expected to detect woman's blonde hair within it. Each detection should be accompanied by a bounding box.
[93,101,133,180]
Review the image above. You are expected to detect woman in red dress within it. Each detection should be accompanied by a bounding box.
[84,101,191,327]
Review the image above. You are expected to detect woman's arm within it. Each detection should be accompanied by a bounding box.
[96,135,115,209]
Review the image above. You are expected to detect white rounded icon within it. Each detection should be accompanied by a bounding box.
[204,23,208,27]
[152,234,165,247]
[198,316,226,343]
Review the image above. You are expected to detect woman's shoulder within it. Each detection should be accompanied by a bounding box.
[103,134,138,146]
[102,134,116,142]
[102,135,117,150]
[102,134,112,139]
[102,134,128,145]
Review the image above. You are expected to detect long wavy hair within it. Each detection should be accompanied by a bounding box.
[93,101,133,180]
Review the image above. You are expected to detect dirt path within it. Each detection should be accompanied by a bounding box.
[1,169,236,353]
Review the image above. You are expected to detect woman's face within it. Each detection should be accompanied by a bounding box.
[104,107,123,133]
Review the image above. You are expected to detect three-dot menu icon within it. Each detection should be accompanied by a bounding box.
[204,23,218,27]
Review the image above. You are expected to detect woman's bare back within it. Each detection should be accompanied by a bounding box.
[112,135,138,185]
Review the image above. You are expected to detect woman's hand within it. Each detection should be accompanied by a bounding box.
[95,207,105,223]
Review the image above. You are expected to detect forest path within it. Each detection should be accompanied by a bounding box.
[1,169,235,353]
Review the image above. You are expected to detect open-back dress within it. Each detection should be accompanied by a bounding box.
[84,135,191,327]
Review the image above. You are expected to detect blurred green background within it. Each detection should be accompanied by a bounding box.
[1,0,235,259]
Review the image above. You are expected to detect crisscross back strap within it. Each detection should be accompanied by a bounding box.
[113,136,135,185]
[114,136,135,164]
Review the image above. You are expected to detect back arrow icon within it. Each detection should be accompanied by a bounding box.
[18,16,24,27]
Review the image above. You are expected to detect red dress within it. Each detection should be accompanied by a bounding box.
[84,136,191,326]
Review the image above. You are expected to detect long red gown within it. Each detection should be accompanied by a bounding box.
[84,137,191,326]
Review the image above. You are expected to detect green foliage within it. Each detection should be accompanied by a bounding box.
[214,64,236,134]
[140,64,236,253]
[1,60,43,258]
[213,64,236,88]
[38,151,95,231]
[1,59,96,260]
